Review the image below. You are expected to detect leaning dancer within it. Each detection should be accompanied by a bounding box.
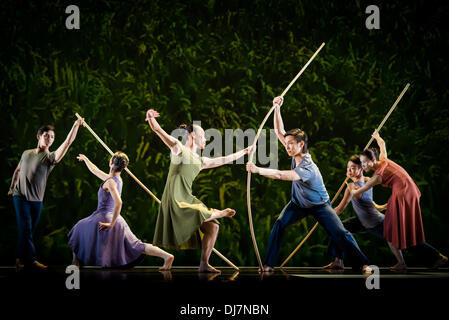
[8,119,84,270]
[324,155,405,270]
[68,152,173,269]
[246,96,371,273]
[146,109,249,273]
[349,131,447,270]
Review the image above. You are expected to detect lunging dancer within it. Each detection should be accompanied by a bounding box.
[68,152,173,269]
[246,96,371,273]
[146,109,249,273]
[324,155,404,270]
[8,119,84,270]
[349,131,447,270]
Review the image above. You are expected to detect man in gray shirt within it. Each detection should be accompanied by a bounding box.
[8,118,84,270]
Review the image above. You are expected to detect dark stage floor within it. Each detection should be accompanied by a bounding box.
[1,266,448,317]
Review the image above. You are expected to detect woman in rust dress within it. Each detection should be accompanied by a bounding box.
[349,131,447,271]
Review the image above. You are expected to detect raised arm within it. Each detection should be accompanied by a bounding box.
[7,162,21,195]
[201,146,253,170]
[372,130,387,160]
[273,96,286,147]
[146,109,182,155]
[54,118,84,163]
[77,154,109,181]
[99,179,122,231]
[349,175,382,197]
[246,162,300,181]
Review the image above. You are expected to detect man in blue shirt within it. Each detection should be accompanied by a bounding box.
[246,96,370,272]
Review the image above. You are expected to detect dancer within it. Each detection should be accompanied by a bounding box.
[324,155,405,270]
[146,109,249,273]
[246,96,371,273]
[8,119,84,270]
[349,131,447,270]
[68,152,173,269]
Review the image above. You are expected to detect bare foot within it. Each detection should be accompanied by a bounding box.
[390,262,407,272]
[159,254,174,271]
[362,265,373,274]
[259,265,273,273]
[32,260,48,269]
[432,253,448,269]
[322,259,344,270]
[199,262,221,274]
[222,208,236,218]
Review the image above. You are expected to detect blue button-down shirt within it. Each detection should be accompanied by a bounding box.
[291,153,329,208]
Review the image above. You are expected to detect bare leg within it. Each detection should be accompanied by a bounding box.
[199,221,220,273]
[143,244,174,271]
[204,208,235,222]
[387,242,407,271]
[322,257,344,270]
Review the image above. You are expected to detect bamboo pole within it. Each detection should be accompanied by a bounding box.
[246,43,326,269]
[280,83,410,268]
[75,113,239,270]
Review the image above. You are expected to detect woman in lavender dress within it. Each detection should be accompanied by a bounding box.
[68,152,173,269]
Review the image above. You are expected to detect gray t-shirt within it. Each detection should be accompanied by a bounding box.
[13,149,57,202]
[350,180,384,229]
[291,153,330,208]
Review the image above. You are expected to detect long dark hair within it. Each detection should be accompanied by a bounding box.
[284,128,308,153]
[361,148,379,161]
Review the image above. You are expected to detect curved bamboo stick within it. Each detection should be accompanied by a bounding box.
[246,42,326,269]
[280,83,410,268]
[75,113,239,270]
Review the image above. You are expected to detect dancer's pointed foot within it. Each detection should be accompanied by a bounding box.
[222,208,236,218]
[199,262,221,274]
[159,254,174,271]
[389,262,407,272]
[432,253,448,269]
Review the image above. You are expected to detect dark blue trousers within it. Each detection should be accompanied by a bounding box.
[13,195,43,264]
[264,201,369,268]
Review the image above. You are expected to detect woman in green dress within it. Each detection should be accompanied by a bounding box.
[146,109,251,273]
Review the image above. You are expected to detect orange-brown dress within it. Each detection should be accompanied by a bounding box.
[374,158,425,249]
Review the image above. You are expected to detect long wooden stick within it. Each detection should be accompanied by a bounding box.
[246,43,326,269]
[75,113,239,270]
[280,83,410,268]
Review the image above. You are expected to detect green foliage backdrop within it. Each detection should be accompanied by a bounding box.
[1,0,448,267]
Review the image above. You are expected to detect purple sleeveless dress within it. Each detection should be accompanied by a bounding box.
[68,176,146,267]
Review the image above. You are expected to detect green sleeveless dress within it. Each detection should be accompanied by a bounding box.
[153,145,218,249]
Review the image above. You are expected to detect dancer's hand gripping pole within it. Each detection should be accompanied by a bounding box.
[246,42,326,270]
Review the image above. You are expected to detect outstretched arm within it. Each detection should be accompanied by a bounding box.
[54,118,84,163]
[201,146,254,170]
[373,201,388,211]
[77,154,109,181]
[7,162,21,195]
[273,96,286,147]
[349,175,382,197]
[372,130,387,160]
[246,162,300,181]
[146,109,182,155]
[99,179,122,231]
